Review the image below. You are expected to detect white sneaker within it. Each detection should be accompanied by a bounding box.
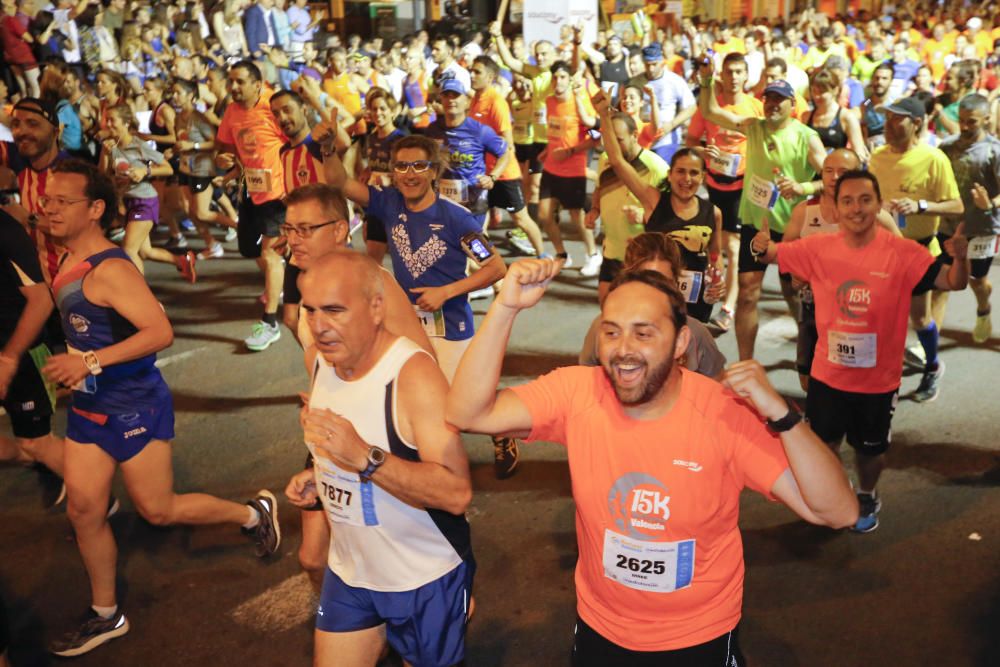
[580,253,602,278]
[468,286,494,300]
[224,227,238,243]
[197,243,224,260]
[245,321,281,351]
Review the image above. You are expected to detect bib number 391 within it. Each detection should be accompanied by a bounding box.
[602,529,695,593]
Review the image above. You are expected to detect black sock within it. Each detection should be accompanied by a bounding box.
[262,312,278,326]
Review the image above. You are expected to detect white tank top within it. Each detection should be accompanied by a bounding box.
[307,336,471,591]
[800,196,840,238]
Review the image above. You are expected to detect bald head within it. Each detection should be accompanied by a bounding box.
[306,249,385,302]
[821,148,862,194]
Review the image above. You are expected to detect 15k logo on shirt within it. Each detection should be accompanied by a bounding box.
[607,472,671,540]
[836,280,872,320]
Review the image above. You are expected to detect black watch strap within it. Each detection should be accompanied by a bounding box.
[766,406,803,433]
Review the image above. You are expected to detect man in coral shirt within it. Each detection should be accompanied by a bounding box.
[216,60,288,351]
[447,259,857,665]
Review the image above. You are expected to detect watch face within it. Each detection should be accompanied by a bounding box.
[369,447,387,464]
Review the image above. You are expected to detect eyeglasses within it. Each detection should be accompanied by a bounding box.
[391,160,436,174]
[279,220,342,238]
[39,195,91,210]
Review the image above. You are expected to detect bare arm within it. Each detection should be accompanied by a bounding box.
[935,223,970,291]
[593,93,660,214]
[321,140,370,206]
[698,75,755,132]
[410,253,507,312]
[0,283,53,381]
[840,108,870,162]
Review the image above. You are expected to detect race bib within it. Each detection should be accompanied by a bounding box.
[708,150,741,178]
[677,269,703,304]
[415,307,445,338]
[548,117,565,141]
[368,171,392,187]
[602,529,695,593]
[968,234,1000,260]
[245,168,273,194]
[747,173,779,210]
[439,178,468,203]
[316,464,379,527]
[828,331,877,368]
[533,106,547,126]
[513,120,530,139]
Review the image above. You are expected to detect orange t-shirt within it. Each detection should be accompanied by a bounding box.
[687,93,764,190]
[470,86,521,181]
[543,93,596,178]
[921,38,952,81]
[510,366,789,651]
[216,90,287,204]
[637,120,664,149]
[777,228,935,393]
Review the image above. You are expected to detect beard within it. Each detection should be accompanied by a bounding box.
[602,352,675,406]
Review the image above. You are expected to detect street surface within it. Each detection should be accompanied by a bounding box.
[2,227,998,666]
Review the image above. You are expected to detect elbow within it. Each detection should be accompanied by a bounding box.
[448,481,473,515]
[158,324,175,350]
[444,402,471,433]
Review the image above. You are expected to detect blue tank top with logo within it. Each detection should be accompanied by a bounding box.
[52,247,168,414]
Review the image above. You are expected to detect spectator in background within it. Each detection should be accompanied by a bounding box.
[213,0,249,60]
[244,0,278,60]
[286,0,316,60]
[1,0,40,98]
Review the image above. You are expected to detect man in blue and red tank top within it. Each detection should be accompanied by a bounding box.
[39,160,283,659]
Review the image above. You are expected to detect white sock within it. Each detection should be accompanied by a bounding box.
[92,604,117,619]
[243,506,260,529]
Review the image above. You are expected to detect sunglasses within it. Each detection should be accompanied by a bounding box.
[391,160,436,174]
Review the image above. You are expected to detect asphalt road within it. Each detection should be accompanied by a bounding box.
[2,226,998,667]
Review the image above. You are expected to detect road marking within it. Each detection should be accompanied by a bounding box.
[230,572,316,632]
[154,346,208,369]
[756,316,799,350]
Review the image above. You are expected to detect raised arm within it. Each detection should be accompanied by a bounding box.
[320,134,370,206]
[697,65,755,133]
[591,90,661,214]
[446,259,560,436]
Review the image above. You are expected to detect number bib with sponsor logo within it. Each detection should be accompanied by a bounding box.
[513,120,531,140]
[708,150,741,177]
[533,107,547,126]
[968,234,1000,260]
[677,269,703,304]
[415,306,445,338]
[245,168,273,194]
[548,117,566,141]
[747,173,779,210]
[602,529,695,593]
[316,464,379,526]
[438,178,469,204]
[828,330,877,368]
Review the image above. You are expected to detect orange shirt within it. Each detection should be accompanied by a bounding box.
[921,38,952,81]
[470,85,521,181]
[637,120,663,149]
[543,93,596,178]
[665,54,685,77]
[510,366,789,651]
[777,228,935,393]
[216,89,287,204]
[687,93,764,190]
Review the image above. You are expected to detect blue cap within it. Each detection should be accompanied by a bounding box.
[439,77,467,96]
[641,43,663,62]
[762,79,795,99]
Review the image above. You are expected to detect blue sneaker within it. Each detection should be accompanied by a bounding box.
[851,491,881,533]
[179,218,196,232]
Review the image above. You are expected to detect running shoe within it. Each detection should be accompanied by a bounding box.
[973,312,992,344]
[913,361,945,403]
[245,321,281,351]
[710,307,734,332]
[107,227,125,243]
[244,490,281,557]
[850,491,881,534]
[179,218,196,232]
[468,286,494,301]
[493,436,520,480]
[349,213,364,236]
[555,252,573,269]
[197,243,224,260]
[903,344,926,369]
[175,250,197,283]
[165,234,188,250]
[49,608,130,657]
[224,226,238,243]
[506,228,537,256]
[580,253,602,278]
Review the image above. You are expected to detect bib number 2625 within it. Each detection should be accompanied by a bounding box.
[614,554,666,575]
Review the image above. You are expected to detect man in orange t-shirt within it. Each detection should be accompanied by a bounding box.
[447,259,858,663]
[469,56,545,257]
[216,60,288,351]
[540,62,600,274]
[687,52,764,332]
[752,170,971,533]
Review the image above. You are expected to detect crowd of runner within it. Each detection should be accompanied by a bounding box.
[1,0,998,664]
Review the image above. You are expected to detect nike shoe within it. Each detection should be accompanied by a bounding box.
[850,491,881,534]
[580,253,602,278]
[224,226,238,243]
[913,361,945,403]
[244,490,281,557]
[493,436,520,480]
[245,321,281,351]
[973,312,992,344]
[49,608,130,657]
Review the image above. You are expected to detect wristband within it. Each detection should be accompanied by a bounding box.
[766,405,802,433]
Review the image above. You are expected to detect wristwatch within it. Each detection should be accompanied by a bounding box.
[359,445,387,482]
[917,199,929,214]
[766,405,802,433]
[82,351,102,376]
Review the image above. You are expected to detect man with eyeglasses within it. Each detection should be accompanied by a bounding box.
[325,134,506,381]
[270,88,349,343]
[40,160,280,657]
[216,60,288,352]
[0,98,71,285]
[281,182,433,593]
